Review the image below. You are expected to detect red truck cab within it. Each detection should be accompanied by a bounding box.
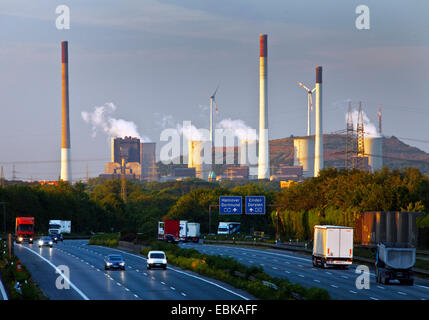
[158,220,180,242]
[15,217,35,244]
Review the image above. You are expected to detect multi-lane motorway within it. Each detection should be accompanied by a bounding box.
[13,240,253,300]
[11,240,429,300]
[181,242,429,300]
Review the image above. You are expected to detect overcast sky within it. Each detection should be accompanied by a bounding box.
[0,0,428,181]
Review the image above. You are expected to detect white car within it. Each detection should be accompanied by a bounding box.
[147,251,167,270]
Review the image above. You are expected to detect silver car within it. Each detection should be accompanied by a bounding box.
[38,236,53,248]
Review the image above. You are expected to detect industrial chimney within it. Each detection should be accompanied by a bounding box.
[314,66,323,177]
[60,41,72,182]
[258,34,270,179]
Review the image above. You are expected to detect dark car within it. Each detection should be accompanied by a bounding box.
[49,233,63,243]
[38,236,53,248]
[164,234,178,244]
[104,254,126,270]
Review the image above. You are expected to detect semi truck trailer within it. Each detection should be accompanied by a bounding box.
[312,225,353,268]
[375,242,415,285]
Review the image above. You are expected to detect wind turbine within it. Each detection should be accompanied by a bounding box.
[208,85,219,181]
[209,85,219,147]
[297,81,316,136]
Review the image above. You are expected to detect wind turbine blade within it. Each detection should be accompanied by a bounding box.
[297,81,310,92]
[212,84,220,99]
[311,87,316,93]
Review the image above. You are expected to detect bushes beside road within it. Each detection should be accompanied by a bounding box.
[141,241,330,300]
[88,233,120,247]
[0,239,47,300]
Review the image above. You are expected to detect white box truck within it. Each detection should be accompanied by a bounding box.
[179,220,188,241]
[49,220,71,237]
[217,222,241,235]
[186,223,200,243]
[312,225,353,268]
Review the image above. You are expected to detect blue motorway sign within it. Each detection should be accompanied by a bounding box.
[245,196,265,214]
[219,196,242,214]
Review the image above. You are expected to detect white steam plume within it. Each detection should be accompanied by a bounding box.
[346,109,379,137]
[216,118,258,141]
[81,102,150,142]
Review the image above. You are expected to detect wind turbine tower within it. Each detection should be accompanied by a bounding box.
[297,81,316,136]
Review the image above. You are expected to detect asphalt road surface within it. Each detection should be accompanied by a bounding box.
[14,240,254,300]
[181,242,429,300]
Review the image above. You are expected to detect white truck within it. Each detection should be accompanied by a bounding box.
[186,223,200,243]
[312,225,353,268]
[217,222,241,235]
[179,220,188,241]
[49,220,71,237]
[375,243,415,285]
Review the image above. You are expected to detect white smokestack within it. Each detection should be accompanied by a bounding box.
[314,66,323,177]
[258,34,270,179]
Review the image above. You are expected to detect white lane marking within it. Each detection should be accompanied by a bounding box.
[136,269,139,272]
[170,287,176,290]
[397,291,407,296]
[18,245,89,300]
[325,272,332,275]
[143,272,147,276]
[313,279,320,283]
[369,296,378,300]
[349,290,357,294]
[181,292,187,296]
[161,282,166,285]
[330,285,339,288]
[341,276,349,279]
[116,282,121,286]
[125,288,130,292]
[272,267,278,270]
[377,285,385,290]
[298,275,305,278]
[285,271,290,274]
[298,265,303,267]
[0,277,8,300]
[416,285,429,290]
[97,246,250,300]
[134,294,139,298]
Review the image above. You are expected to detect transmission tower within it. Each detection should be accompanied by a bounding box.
[345,102,355,170]
[121,158,127,204]
[355,102,366,170]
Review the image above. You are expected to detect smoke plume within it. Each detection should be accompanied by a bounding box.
[81,102,150,142]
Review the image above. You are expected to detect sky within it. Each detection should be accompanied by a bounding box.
[0,0,428,181]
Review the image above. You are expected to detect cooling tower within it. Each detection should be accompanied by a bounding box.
[258,34,270,179]
[364,136,383,172]
[188,140,209,180]
[293,136,315,178]
[314,66,323,177]
[240,139,258,178]
[60,41,72,182]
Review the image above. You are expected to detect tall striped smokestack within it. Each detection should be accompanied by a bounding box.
[258,34,270,179]
[60,41,72,182]
[314,66,323,177]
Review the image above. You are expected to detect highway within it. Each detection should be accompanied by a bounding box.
[14,240,254,300]
[181,242,429,300]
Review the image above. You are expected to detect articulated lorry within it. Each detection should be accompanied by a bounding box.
[217,222,241,235]
[15,217,35,244]
[48,220,71,236]
[375,242,415,285]
[158,220,201,242]
[312,225,353,268]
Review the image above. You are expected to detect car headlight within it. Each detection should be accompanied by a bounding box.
[49,241,53,245]
[120,262,125,266]
[162,259,167,264]
[38,240,43,245]
[30,238,33,241]
[106,262,112,266]
[18,237,23,242]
